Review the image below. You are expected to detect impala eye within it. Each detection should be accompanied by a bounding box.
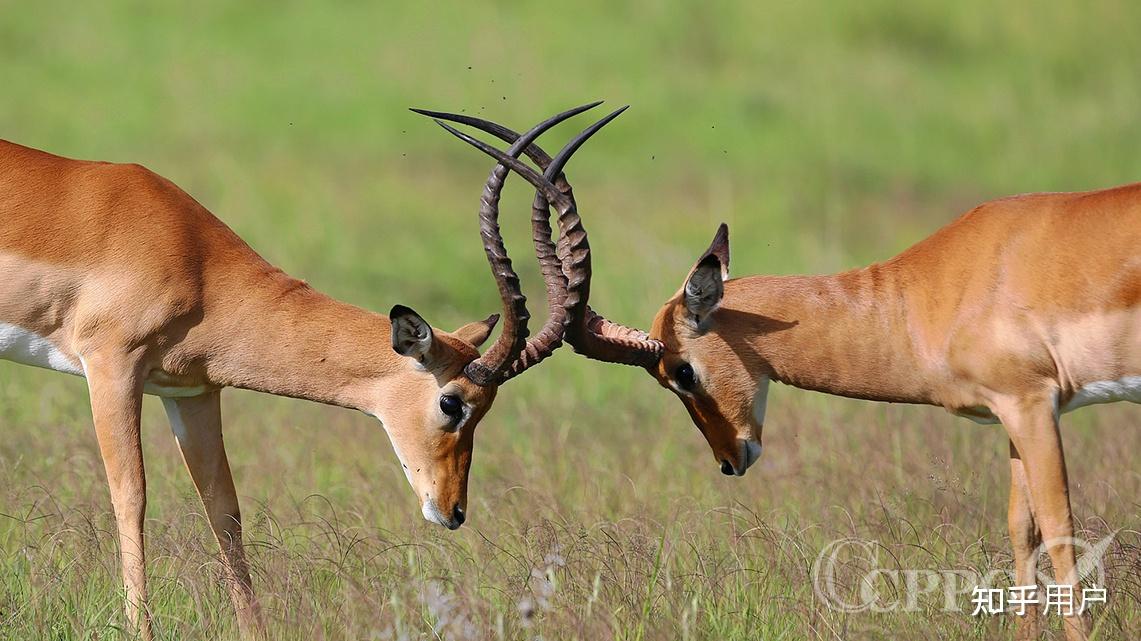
[675,363,696,391]
[439,394,463,419]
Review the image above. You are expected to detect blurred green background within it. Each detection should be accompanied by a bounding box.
[1,2,1139,639]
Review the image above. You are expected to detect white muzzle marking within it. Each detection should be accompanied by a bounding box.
[743,439,762,471]
[421,498,448,527]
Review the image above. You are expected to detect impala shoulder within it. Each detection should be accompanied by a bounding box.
[91,159,197,209]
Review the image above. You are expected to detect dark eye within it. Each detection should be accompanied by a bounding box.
[439,394,463,418]
[675,363,696,391]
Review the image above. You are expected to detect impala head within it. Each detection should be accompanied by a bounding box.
[647,224,765,476]
[379,305,500,529]
[394,102,626,528]
[425,111,764,478]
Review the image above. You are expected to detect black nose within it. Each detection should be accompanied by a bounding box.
[452,505,466,526]
[720,459,735,476]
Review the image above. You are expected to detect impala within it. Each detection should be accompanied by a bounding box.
[0,103,620,638]
[423,110,1138,641]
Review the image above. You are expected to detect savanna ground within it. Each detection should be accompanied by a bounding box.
[1,2,1139,639]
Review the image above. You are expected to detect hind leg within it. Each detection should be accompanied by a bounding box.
[1009,439,1043,640]
[164,391,264,638]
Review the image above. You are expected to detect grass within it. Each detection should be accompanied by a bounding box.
[1,1,1139,639]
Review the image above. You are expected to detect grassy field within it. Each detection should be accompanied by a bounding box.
[1,2,1139,639]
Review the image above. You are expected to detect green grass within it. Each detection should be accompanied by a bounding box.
[1,2,1139,639]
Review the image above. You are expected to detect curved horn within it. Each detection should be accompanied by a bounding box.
[416,104,600,385]
[427,111,663,370]
[538,115,664,368]
[412,103,600,377]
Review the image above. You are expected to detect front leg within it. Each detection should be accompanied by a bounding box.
[163,392,264,638]
[1000,397,1091,641]
[83,353,152,640]
[1009,439,1043,640]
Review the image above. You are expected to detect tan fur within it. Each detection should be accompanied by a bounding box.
[648,184,1140,641]
[0,140,500,638]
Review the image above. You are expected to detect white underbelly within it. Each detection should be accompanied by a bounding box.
[141,382,212,398]
[0,322,83,376]
[0,322,209,398]
[954,376,1141,425]
[1061,376,1141,413]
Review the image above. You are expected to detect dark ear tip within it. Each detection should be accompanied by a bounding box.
[390,304,417,320]
[706,222,730,270]
[484,313,501,329]
[713,223,729,245]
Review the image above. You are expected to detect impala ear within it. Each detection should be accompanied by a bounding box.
[684,254,724,323]
[452,313,499,349]
[390,305,433,358]
[682,223,730,324]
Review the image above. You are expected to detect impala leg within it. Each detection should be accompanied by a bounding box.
[163,392,265,638]
[1002,400,1090,641]
[84,354,152,640]
[1009,439,1043,640]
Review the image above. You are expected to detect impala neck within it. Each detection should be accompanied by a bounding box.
[730,265,933,404]
[209,272,397,411]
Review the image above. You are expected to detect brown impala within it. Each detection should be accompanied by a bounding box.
[422,108,1139,641]
[0,103,623,639]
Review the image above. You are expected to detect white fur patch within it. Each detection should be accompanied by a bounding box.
[366,410,416,487]
[391,441,415,487]
[162,398,190,442]
[143,383,210,398]
[752,377,771,426]
[0,322,83,376]
[955,376,1141,425]
[955,407,1001,425]
[1,323,211,398]
[421,497,447,527]
[1062,376,1141,413]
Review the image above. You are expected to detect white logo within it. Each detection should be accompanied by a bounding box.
[811,533,1116,614]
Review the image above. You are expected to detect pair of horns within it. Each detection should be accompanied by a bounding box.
[411,102,663,385]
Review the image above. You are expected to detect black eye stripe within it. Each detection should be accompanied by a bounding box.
[675,363,696,390]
